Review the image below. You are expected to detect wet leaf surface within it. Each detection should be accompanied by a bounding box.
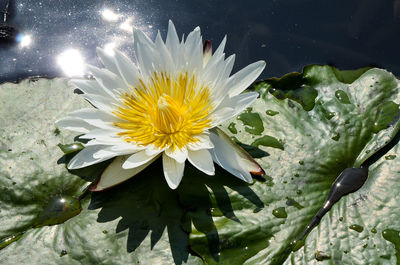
[188,66,400,264]
[1,66,400,264]
[0,78,201,264]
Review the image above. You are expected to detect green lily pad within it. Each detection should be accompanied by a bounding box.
[1,65,399,265]
[0,171,202,265]
[187,66,400,264]
[0,78,89,239]
[0,78,201,264]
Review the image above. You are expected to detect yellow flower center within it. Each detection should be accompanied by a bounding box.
[113,72,213,150]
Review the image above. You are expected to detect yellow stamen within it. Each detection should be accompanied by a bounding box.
[113,72,213,150]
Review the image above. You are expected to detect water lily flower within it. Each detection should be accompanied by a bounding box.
[56,21,266,190]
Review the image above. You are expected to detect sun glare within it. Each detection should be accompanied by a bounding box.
[57,49,85,77]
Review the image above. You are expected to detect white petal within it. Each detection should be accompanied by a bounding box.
[67,145,115,169]
[166,20,181,60]
[184,26,203,72]
[202,55,234,101]
[219,54,235,83]
[201,53,225,84]
[96,47,120,76]
[80,128,121,141]
[163,153,185,189]
[211,92,259,126]
[145,145,164,156]
[213,35,227,58]
[85,138,124,146]
[228,61,266,97]
[79,129,122,148]
[187,134,214,151]
[188,149,215,175]
[55,117,97,133]
[209,55,236,103]
[133,29,156,49]
[155,31,174,72]
[122,150,161,169]
[110,144,145,153]
[93,144,138,159]
[68,108,122,129]
[86,65,126,97]
[209,128,264,182]
[90,154,158,191]
[133,30,156,76]
[69,79,109,98]
[84,137,141,148]
[210,107,234,126]
[114,49,140,86]
[165,146,188,164]
[134,39,155,78]
[96,47,140,88]
[81,93,115,112]
[201,36,226,73]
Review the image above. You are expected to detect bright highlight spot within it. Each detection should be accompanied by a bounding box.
[57,49,85,77]
[101,8,120,22]
[104,42,116,56]
[16,33,32,48]
[119,18,133,32]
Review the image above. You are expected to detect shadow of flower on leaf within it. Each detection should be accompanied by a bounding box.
[70,156,265,264]
[178,164,265,262]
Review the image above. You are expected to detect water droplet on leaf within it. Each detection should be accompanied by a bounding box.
[251,135,284,150]
[253,207,263,213]
[0,232,25,250]
[210,207,223,217]
[57,143,84,155]
[349,224,364,233]
[34,196,81,227]
[272,207,287,218]
[331,133,340,141]
[315,250,331,261]
[54,128,61,136]
[382,229,400,247]
[228,122,237,134]
[266,110,279,116]
[335,90,351,104]
[372,101,399,133]
[237,108,264,135]
[285,197,304,210]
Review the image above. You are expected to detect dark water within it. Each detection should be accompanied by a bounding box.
[0,0,399,83]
